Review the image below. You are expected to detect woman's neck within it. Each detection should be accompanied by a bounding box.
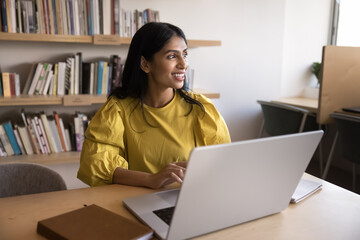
[143,88,175,108]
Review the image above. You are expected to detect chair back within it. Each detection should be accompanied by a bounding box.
[257,100,318,137]
[0,163,67,198]
[331,113,360,164]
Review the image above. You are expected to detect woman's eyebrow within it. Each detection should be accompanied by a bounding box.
[164,48,188,54]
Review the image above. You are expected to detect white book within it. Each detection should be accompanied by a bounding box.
[42,70,54,95]
[35,63,51,95]
[93,0,99,34]
[60,0,68,35]
[35,116,51,154]
[40,113,57,153]
[70,57,75,94]
[73,0,80,35]
[31,118,46,154]
[57,62,66,95]
[17,125,34,155]
[15,73,21,96]
[9,0,16,33]
[28,63,44,95]
[64,129,72,152]
[48,118,64,153]
[74,54,79,94]
[102,0,111,35]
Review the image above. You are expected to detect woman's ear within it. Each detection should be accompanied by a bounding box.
[140,56,150,73]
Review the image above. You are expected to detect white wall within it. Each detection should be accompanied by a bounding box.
[0,0,332,142]
[281,0,332,97]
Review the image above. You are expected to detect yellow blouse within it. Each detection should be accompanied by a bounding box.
[77,91,231,186]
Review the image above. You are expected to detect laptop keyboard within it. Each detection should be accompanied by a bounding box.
[153,206,175,225]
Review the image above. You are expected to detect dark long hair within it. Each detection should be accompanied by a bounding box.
[110,22,204,115]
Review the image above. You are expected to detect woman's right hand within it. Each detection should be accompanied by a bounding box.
[148,163,186,189]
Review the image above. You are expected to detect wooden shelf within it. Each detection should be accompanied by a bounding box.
[0,32,221,47]
[0,94,106,106]
[0,151,80,165]
[0,91,219,107]
[0,32,92,43]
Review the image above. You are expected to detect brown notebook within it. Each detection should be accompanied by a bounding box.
[37,204,153,240]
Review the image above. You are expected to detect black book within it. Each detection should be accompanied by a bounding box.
[82,62,91,94]
[77,52,83,94]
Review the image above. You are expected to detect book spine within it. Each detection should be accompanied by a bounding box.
[1,0,8,32]
[31,117,46,154]
[0,73,3,97]
[54,112,66,151]
[0,124,14,156]
[9,73,15,96]
[3,121,21,155]
[25,118,41,154]
[2,72,11,97]
[17,126,34,155]
[13,127,26,155]
[39,114,56,153]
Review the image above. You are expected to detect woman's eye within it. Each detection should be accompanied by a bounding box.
[167,54,176,59]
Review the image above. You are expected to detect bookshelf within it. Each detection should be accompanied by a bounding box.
[0,33,221,47]
[0,89,219,107]
[0,3,221,163]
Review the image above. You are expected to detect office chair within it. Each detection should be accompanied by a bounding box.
[257,100,322,174]
[322,113,360,192]
[0,162,67,198]
[257,100,318,137]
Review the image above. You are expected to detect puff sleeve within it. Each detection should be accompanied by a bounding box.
[193,94,231,146]
[77,98,128,186]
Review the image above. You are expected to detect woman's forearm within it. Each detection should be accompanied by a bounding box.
[112,167,153,188]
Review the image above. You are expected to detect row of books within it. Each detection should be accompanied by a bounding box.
[0,110,90,157]
[0,0,160,37]
[22,53,123,96]
[0,72,20,97]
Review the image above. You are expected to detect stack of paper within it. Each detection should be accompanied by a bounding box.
[291,179,322,203]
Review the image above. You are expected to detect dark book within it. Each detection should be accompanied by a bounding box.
[0,72,3,97]
[68,121,76,151]
[77,52,83,94]
[111,55,119,90]
[37,204,153,240]
[1,0,8,32]
[82,62,91,94]
[99,0,103,34]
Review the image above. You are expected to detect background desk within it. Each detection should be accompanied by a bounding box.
[0,173,359,240]
[273,97,318,113]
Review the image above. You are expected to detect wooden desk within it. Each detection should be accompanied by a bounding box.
[1,174,359,240]
[273,97,318,113]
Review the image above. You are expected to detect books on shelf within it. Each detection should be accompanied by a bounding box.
[0,0,160,37]
[22,53,124,97]
[1,72,21,97]
[0,110,91,158]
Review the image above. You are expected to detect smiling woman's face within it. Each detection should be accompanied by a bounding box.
[142,36,189,92]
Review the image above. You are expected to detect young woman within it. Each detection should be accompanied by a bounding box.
[78,22,231,189]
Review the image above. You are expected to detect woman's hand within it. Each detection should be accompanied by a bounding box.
[148,163,186,189]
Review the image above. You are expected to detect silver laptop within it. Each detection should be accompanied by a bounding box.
[123,131,323,240]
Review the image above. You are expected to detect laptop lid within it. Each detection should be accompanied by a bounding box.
[123,130,323,240]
